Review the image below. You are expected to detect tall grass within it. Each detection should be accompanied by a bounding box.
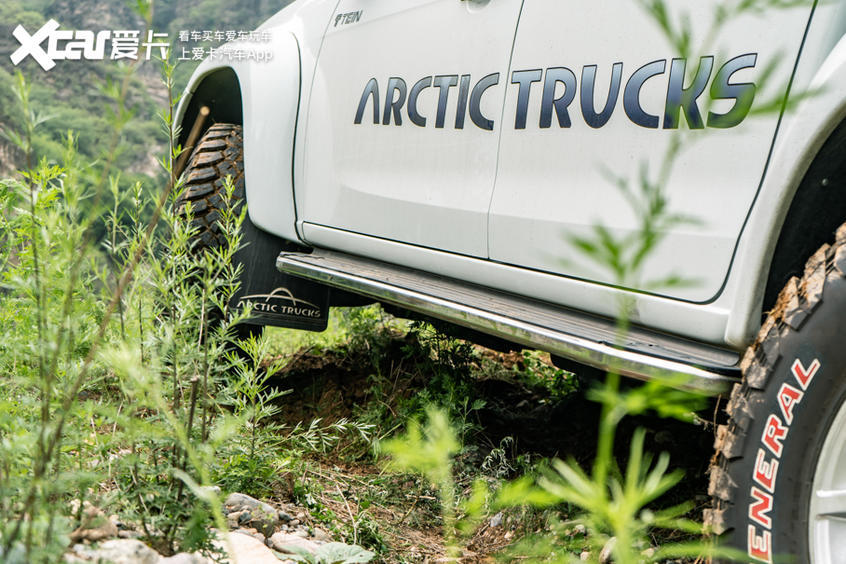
[0,37,257,558]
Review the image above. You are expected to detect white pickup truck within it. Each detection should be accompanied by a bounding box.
[174,1,846,561]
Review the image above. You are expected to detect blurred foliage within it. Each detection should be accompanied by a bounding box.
[0,0,292,181]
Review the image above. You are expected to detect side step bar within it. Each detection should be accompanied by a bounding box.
[277,250,740,394]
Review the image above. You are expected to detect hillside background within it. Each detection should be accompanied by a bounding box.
[0,0,292,179]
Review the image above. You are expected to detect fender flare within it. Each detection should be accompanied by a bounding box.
[724,32,846,347]
[174,31,302,243]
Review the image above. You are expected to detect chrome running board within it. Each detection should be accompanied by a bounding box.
[277,249,739,394]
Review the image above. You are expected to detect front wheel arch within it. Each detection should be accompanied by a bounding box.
[177,67,243,153]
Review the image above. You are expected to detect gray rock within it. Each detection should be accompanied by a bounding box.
[269,532,320,555]
[70,506,119,542]
[599,537,617,563]
[311,528,332,543]
[288,519,300,527]
[198,485,221,498]
[73,539,159,564]
[158,553,210,564]
[235,528,266,543]
[223,493,278,536]
[224,493,275,516]
[278,510,293,522]
[579,551,591,561]
[213,531,286,564]
[489,512,504,528]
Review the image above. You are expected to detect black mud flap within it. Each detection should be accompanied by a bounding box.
[230,215,329,332]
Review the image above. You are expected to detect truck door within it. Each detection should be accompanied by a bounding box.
[487,1,813,302]
[299,0,522,258]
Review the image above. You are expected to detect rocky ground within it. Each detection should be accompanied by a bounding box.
[61,329,719,563]
[64,491,373,563]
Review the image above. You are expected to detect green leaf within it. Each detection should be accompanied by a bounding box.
[315,542,376,564]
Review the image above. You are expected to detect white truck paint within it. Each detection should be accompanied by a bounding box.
[176,0,844,349]
[301,0,523,257]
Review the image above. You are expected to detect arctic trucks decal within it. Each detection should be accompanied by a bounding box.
[354,54,757,131]
[236,287,323,318]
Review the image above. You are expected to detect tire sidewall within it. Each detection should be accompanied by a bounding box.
[730,275,846,563]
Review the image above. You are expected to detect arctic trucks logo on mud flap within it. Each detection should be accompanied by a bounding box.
[237,287,322,318]
[746,357,821,563]
[355,54,757,131]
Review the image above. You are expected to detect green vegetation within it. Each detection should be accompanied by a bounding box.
[0,0,810,562]
[0,0,291,185]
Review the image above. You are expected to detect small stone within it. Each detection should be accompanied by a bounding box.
[489,512,504,528]
[288,519,300,527]
[599,537,617,563]
[311,528,332,542]
[222,493,278,537]
[70,506,119,542]
[224,493,277,519]
[159,553,210,564]
[118,530,141,539]
[75,539,158,564]
[573,524,586,535]
[213,531,284,564]
[641,547,656,558]
[295,512,306,521]
[236,528,266,543]
[69,500,93,515]
[580,551,590,561]
[291,529,308,538]
[226,511,242,529]
[269,532,321,555]
[278,510,293,522]
[198,485,221,498]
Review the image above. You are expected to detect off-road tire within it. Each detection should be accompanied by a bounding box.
[176,123,260,341]
[706,223,846,563]
[176,123,246,249]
